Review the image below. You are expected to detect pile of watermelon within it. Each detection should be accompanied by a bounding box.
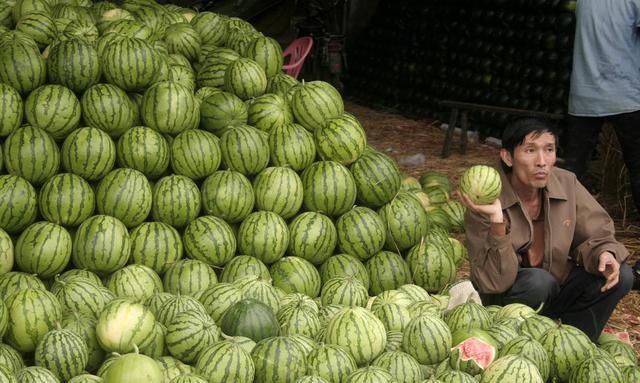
[0,0,638,382]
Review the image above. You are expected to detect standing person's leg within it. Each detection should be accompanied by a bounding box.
[543,264,633,342]
[609,111,640,216]
[563,116,604,191]
[479,268,559,309]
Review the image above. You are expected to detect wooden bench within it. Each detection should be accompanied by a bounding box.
[440,100,565,158]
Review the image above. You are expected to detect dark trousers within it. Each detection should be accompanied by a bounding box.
[563,112,640,215]
[480,264,633,341]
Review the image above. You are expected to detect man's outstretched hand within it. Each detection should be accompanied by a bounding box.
[458,190,503,223]
[599,251,620,292]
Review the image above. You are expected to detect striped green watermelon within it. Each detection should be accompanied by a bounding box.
[102,352,164,383]
[306,343,357,382]
[154,355,195,383]
[117,126,170,179]
[154,294,210,330]
[0,343,24,374]
[129,222,183,274]
[68,374,103,383]
[183,215,237,267]
[445,302,492,334]
[301,161,357,217]
[379,192,429,252]
[291,81,344,132]
[102,19,154,41]
[15,11,56,48]
[350,148,402,208]
[170,128,221,179]
[0,365,15,383]
[195,341,254,383]
[251,336,307,383]
[220,124,270,176]
[403,314,451,365]
[61,127,116,181]
[245,36,284,78]
[152,174,201,229]
[35,328,88,382]
[459,165,502,205]
[24,85,78,140]
[320,276,368,307]
[59,310,106,373]
[3,125,60,186]
[71,215,130,275]
[198,90,247,136]
[270,256,321,298]
[169,373,209,383]
[47,37,101,94]
[247,93,293,133]
[336,206,386,261]
[164,22,201,61]
[62,19,99,44]
[370,289,414,311]
[406,242,456,293]
[162,259,218,297]
[0,297,7,339]
[0,175,38,234]
[237,210,289,264]
[325,307,387,366]
[220,299,279,342]
[398,283,431,303]
[196,47,240,89]
[142,80,200,135]
[539,324,594,382]
[225,25,260,56]
[372,302,412,332]
[277,296,321,338]
[196,282,242,324]
[106,264,163,301]
[96,298,156,353]
[0,83,22,137]
[287,212,337,266]
[568,356,625,382]
[220,255,270,283]
[366,251,413,295]
[0,35,46,95]
[96,168,152,228]
[268,122,316,172]
[499,335,550,381]
[166,310,219,364]
[372,351,424,383]
[480,354,544,383]
[39,173,95,227]
[190,11,227,46]
[253,166,304,219]
[0,228,12,275]
[81,83,136,138]
[201,170,255,223]
[4,288,63,353]
[52,276,112,319]
[319,253,370,289]
[520,314,557,341]
[14,221,72,278]
[15,366,60,383]
[0,272,46,300]
[224,57,267,100]
[267,73,298,99]
[101,36,161,92]
[233,275,282,314]
[315,113,367,165]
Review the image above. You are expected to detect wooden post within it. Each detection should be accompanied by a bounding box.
[441,107,459,158]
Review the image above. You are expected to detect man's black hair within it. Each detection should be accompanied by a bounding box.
[500,117,559,172]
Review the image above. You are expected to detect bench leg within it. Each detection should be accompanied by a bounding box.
[441,108,459,158]
[459,111,469,155]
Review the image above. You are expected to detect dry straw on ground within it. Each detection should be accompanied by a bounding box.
[346,101,640,356]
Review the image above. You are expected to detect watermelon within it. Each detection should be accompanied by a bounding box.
[102,352,164,383]
[106,264,163,301]
[267,73,298,99]
[220,255,270,283]
[220,124,270,176]
[247,93,293,133]
[372,302,412,332]
[350,148,402,208]
[129,222,183,274]
[499,335,550,381]
[201,170,255,223]
[287,212,337,266]
[183,215,237,267]
[480,354,544,383]
[406,242,456,293]
[320,276,368,307]
[224,57,267,100]
[315,113,367,165]
[0,228,12,275]
[403,314,451,365]
[81,83,136,139]
[196,48,240,89]
[0,35,46,95]
[306,343,358,382]
[96,168,152,228]
[449,331,497,376]
[253,166,304,219]
[170,129,221,180]
[290,81,344,132]
[445,302,492,333]
[199,90,247,136]
[162,259,218,297]
[101,36,161,92]
[4,288,63,353]
[0,83,23,137]
[142,80,200,135]
[61,127,116,181]
[344,366,396,383]
[15,366,60,383]
[68,374,104,383]
[14,221,72,279]
[164,22,201,62]
[220,299,279,342]
[372,351,424,383]
[270,256,322,298]
[277,297,321,338]
[539,324,594,382]
[71,215,130,275]
[152,175,201,229]
[0,175,38,234]
[3,125,60,186]
[301,161,357,217]
[459,165,502,205]
[251,336,307,383]
[117,126,170,179]
[0,365,16,383]
[190,11,227,46]
[47,37,101,94]
[268,122,316,172]
[325,307,387,366]
[38,173,95,227]
[233,275,282,315]
[379,192,429,252]
[196,283,243,324]
[237,211,289,264]
[245,36,284,78]
[96,299,156,354]
[195,341,255,383]
[24,84,81,140]
[52,276,112,319]
[166,310,219,364]
[366,250,413,295]
[0,343,24,374]
[35,328,89,382]
[319,253,370,289]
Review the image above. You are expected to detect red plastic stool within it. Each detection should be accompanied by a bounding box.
[282,37,314,79]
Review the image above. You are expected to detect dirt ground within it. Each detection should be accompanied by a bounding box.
[346,101,640,355]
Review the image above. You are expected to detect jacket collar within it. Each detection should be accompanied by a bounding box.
[498,165,569,209]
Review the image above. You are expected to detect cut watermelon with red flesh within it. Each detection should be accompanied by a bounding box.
[455,337,496,369]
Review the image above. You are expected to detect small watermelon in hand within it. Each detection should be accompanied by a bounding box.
[459,165,502,205]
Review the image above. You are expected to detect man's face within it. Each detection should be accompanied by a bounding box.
[502,131,557,190]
